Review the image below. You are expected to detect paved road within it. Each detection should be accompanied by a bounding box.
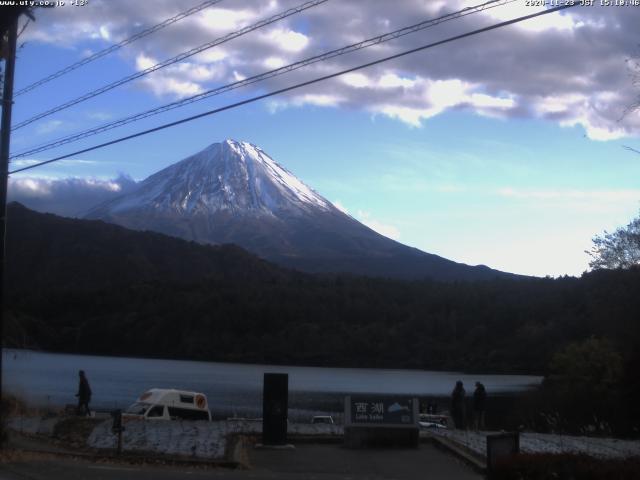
[249,443,482,479]
[0,444,481,480]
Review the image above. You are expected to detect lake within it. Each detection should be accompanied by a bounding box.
[2,349,541,420]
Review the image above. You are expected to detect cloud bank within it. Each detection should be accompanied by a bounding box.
[8,175,138,217]
[21,0,640,140]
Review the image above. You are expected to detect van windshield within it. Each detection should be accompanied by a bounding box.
[125,402,151,415]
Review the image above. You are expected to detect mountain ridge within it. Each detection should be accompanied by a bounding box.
[86,139,517,281]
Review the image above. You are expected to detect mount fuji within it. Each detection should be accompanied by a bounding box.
[86,139,513,281]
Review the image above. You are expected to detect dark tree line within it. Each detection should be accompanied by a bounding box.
[4,203,640,376]
[6,267,639,373]
[5,203,640,434]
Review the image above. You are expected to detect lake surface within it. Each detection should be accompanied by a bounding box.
[2,349,541,419]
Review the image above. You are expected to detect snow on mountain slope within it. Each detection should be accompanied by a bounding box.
[87,139,515,281]
[98,139,331,217]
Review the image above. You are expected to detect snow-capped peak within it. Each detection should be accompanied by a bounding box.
[92,139,332,217]
[221,139,329,210]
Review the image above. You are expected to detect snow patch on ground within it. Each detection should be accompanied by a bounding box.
[430,429,640,459]
[20,415,635,462]
[87,419,343,460]
[9,416,343,460]
[88,420,227,458]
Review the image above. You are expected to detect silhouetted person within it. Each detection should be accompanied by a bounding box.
[451,380,466,429]
[473,381,487,431]
[76,370,92,416]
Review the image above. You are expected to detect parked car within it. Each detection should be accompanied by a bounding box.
[418,413,449,429]
[311,415,334,424]
[124,388,211,421]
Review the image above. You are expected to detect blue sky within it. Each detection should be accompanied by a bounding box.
[6,0,640,277]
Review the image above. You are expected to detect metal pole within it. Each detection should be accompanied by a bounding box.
[0,16,19,444]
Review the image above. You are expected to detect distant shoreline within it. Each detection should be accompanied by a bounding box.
[1,348,546,378]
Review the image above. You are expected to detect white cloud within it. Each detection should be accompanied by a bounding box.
[378,73,417,89]
[329,201,402,240]
[332,200,353,216]
[534,91,631,140]
[496,187,640,203]
[136,54,216,99]
[427,79,470,110]
[536,93,586,114]
[8,176,138,217]
[343,77,517,126]
[141,76,203,99]
[11,159,40,168]
[36,120,65,135]
[293,94,344,107]
[265,28,309,52]
[99,25,111,40]
[357,210,401,240]
[376,105,435,127]
[560,115,629,141]
[175,62,220,82]
[87,111,113,121]
[135,53,156,71]
[264,56,287,69]
[11,177,51,195]
[266,95,344,112]
[469,93,515,109]
[342,73,371,88]
[22,0,640,140]
[57,159,99,166]
[197,7,256,32]
[195,48,228,63]
[465,1,580,32]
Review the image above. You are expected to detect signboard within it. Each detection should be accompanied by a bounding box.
[345,396,418,427]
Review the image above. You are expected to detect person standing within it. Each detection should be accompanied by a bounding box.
[450,380,466,429]
[76,370,92,416]
[473,381,487,431]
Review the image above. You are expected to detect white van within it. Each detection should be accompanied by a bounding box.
[124,388,211,421]
[311,415,334,424]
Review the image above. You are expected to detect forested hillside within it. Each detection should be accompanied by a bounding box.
[5,203,640,377]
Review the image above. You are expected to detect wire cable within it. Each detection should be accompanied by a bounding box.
[11,0,516,160]
[11,0,328,131]
[15,0,225,97]
[9,4,578,175]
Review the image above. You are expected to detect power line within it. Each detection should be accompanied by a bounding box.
[11,0,328,131]
[10,4,578,175]
[11,0,516,160]
[15,0,225,97]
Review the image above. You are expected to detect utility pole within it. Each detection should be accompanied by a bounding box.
[0,15,19,444]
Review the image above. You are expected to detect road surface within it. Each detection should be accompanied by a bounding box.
[0,443,481,479]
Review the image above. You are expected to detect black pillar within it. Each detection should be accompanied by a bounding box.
[262,373,288,445]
